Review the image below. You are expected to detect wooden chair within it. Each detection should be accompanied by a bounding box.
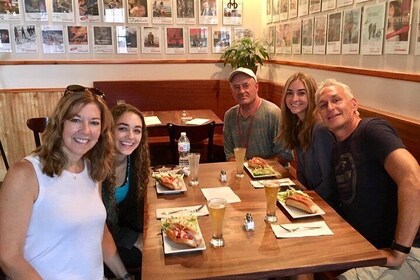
[167,121,215,164]
[0,139,9,170]
[26,117,48,148]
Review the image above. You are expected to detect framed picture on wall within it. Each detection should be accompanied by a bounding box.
[0,0,20,20]
[384,0,413,55]
[360,2,385,55]
[266,0,272,23]
[212,27,231,53]
[291,20,301,54]
[41,25,65,53]
[309,0,321,14]
[116,25,138,54]
[199,0,218,24]
[13,24,38,53]
[24,0,48,21]
[276,23,284,54]
[280,0,287,20]
[141,26,161,53]
[233,27,253,40]
[93,25,114,53]
[302,17,313,54]
[165,27,185,54]
[67,25,90,53]
[175,0,196,25]
[102,0,124,22]
[222,0,242,25]
[337,0,353,8]
[288,0,297,19]
[52,0,74,22]
[127,0,149,24]
[0,24,12,53]
[298,0,309,17]
[282,22,292,54]
[322,0,336,12]
[272,0,280,22]
[152,0,173,24]
[342,7,361,54]
[188,27,209,54]
[326,11,342,54]
[77,0,100,22]
[313,15,327,54]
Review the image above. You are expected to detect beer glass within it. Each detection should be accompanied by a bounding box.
[234,147,246,178]
[208,198,227,247]
[264,181,280,223]
[187,153,200,186]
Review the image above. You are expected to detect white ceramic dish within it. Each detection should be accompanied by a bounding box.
[244,162,279,178]
[156,180,187,194]
[162,220,206,254]
[278,200,325,219]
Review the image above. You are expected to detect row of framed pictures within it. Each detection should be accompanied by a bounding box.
[0,0,243,25]
[265,0,381,22]
[267,1,420,55]
[0,24,252,54]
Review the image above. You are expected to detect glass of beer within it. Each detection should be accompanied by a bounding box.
[208,198,227,247]
[264,181,280,223]
[234,147,246,178]
[187,153,200,186]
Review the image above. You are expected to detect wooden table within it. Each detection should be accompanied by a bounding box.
[142,162,386,279]
[142,109,224,137]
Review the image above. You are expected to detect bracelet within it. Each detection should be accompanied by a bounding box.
[391,240,411,254]
[122,273,131,280]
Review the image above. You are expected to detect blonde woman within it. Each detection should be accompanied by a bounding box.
[278,73,336,206]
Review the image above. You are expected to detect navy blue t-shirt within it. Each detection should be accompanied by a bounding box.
[333,118,404,249]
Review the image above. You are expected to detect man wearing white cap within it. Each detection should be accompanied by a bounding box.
[223,67,293,164]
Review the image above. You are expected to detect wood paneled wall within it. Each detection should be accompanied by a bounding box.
[1,81,419,180]
[0,89,63,178]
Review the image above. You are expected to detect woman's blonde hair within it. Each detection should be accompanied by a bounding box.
[35,88,114,182]
[278,72,318,150]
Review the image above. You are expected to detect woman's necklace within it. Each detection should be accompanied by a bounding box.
[115,156,130,187]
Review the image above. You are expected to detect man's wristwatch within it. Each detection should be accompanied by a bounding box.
[391,240,411,254]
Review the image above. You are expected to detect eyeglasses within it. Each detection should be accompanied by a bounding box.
[64,84,106,99]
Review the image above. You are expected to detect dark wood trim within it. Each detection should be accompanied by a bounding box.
[268,60,420,83]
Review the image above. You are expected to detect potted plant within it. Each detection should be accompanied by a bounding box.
[221,30,270,73]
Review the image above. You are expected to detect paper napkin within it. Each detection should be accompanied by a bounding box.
[185,118,210,125]
[144,116,162,126]
[250,178,295,189]
[201,187,241,203]
[271,221,333,238]
[156,205,209,219]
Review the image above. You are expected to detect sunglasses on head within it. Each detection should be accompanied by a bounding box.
[64,84,106,99]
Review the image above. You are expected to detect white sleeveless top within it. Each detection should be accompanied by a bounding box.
[24,155,106,280]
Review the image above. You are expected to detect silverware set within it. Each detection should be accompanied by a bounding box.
[161,205,205,215]
[279,224,322,232]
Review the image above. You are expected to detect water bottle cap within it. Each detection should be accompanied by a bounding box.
[181,132,186,136]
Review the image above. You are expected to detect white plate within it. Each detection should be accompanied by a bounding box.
[278,200,325,219]
[244,162,279,179]
[156,180,187,194]
[162,220,206,254]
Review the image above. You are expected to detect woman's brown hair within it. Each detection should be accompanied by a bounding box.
[278,72,318,150]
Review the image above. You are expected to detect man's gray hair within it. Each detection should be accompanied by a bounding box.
[315,78,354,104]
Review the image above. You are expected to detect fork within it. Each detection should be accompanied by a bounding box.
[279,224,322,232]
[161,205,204,215]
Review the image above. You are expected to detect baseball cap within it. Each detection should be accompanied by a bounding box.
[228,67,257,83]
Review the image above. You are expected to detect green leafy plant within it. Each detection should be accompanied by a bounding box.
[221,32,270,73]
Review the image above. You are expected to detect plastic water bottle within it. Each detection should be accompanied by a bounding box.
[178,132,190,167]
